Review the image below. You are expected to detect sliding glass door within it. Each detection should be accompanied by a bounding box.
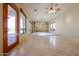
[3,3,19,53]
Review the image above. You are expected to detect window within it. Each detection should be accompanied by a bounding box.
[49,22,56,32]
[53,22,56,31]
[20,8,26,33]
[50,23,53,29]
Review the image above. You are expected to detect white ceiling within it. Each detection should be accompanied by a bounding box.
[23,3,79,22]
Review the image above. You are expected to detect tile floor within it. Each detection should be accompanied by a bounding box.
[6,32,79,56]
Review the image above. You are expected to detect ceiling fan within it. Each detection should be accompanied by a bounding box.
[47,3,60,13]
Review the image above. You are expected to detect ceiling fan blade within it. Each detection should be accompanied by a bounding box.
[57,8,60,10]
[54,4,58,6]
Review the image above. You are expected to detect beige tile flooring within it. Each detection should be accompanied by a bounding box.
[7,32,79,56]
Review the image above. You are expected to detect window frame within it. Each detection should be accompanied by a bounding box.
[20,8,27,33]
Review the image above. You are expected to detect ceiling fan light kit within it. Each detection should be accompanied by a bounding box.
[48,3,60,14]
[49,9,56,13]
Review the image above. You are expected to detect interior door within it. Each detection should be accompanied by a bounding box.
[3,3,19,53]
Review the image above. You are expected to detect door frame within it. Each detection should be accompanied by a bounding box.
[3,3,19,53]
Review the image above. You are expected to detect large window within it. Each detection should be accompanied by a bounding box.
[20,8,26,33]
[49,22,56,32]
[53,22,55,30]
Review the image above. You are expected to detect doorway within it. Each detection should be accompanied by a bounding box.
[3,3,19,53]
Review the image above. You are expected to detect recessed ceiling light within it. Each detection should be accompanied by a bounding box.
[34,9,37,12]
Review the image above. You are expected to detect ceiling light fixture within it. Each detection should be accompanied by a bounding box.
[48,3,60,14]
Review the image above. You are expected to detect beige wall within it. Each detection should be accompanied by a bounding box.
[55,7,79,37]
